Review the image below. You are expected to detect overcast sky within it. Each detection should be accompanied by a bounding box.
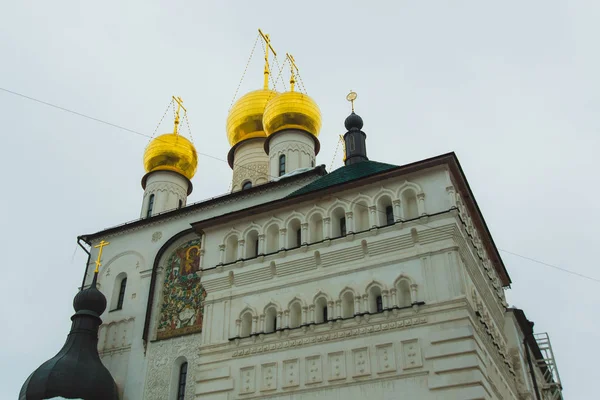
[1,1,598,398]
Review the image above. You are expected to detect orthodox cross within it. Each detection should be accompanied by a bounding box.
[93,240,110,273]
[286,53,299,92]
[347,91,358,113]
[259,29,277,90]
[172,96,186,135]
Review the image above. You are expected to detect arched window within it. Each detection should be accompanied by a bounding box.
[397,280,412,308]
[242,181,252,190]
[147,194,155,218]
[241,312,252,337]
[289,302,302,328]
[279,155,286,176]
[377,195,394,226]
[245,230,259,258]
[341,291,355,318]
[385,206,394,225]
[309,213,323,243]
[315,297,328,323]
[266,224,280,253]
[368,286,382,313]
[287,218,301,248]
[177,362,188,400]
[264,307,278,333]
[111,273,128,311]
[178,199,183,209]
[331,207,346,237]
[225,235,239,263]
[401,189,419,220]
[116,277,127,310]
[353,201,370,232]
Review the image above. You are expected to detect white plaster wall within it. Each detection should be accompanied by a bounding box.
[268,130,316,177]
[84,163,528,399]
[141,170,190,217]
[231,139,270,192]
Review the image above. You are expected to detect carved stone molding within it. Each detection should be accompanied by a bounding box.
[232,316,427,358]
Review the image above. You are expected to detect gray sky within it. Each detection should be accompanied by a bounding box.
[1,1,597,397]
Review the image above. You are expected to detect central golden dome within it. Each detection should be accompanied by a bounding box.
[263,91,321,137]
[226,89,278,147]
[143,133,198,180]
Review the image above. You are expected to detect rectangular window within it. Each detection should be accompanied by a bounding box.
[385,205,394,225]
[296,228,301,247]
[254,239,259,256]
[376,295,383,313]
[323,306,328,322]
[178,199,183,209]
[146,194,155,218]
[340,217,346,236]
[116,278,127,310]
[279,155,286,177]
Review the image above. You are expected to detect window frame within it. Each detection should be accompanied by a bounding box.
[177,362,188,400]
[278,154,286,177]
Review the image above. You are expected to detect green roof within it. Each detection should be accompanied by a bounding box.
[288,161,398,197]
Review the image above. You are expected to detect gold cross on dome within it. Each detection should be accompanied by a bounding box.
[93,240,110,273]
[172,96,187,135]
[286,53,299,92]
[259,29,277,90]
[346,91,358,113]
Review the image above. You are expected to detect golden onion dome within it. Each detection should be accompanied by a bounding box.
[143,133,198,180]
[262,91,321,138]
[226,89,278,147]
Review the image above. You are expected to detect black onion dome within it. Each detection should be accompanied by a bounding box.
[344,112,363,131]
[73,279,107,315]
[20,272,119,400]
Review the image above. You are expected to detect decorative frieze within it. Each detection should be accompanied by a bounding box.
[232,316,427,358]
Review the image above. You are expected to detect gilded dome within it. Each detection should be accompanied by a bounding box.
[263,91,321,137]
[143,133,198,180]
[226,89,278,147]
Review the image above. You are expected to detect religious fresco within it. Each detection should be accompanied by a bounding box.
[157,238,206,340]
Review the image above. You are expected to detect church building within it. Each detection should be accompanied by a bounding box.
[21,31,563,400]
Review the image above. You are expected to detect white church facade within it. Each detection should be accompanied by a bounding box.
[72,34,562,400]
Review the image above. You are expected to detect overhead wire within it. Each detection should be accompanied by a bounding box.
[1,85,598,285]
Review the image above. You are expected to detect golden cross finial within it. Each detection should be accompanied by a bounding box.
[346,91,358,113]
[93,240,110,273]
[259,29,277,90]
[286,53,299,92]
[172,96,187,135]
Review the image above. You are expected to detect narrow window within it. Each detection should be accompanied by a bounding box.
[296,228,301,247]
[272,315,278,331]
[242,181,252,190]
[311,159,315,167]
[147,194,155,218]
[340,217,347,236]
[279,155,286,176]
[376,295,383,312]
[385,205,394,225]
[177,362,188,400]
[178,199,183,209]
[322,305,328,322]
[254,239,259,256]
[116,278,127,310]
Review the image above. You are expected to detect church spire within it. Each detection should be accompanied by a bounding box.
[20,251,118,399]
[343,91,368,165]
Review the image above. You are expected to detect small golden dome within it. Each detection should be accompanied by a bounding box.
[143,133,198,180]
[226,89,278,147]
[263,91,322,137]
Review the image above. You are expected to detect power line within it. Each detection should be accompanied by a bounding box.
[2,85,598,285]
